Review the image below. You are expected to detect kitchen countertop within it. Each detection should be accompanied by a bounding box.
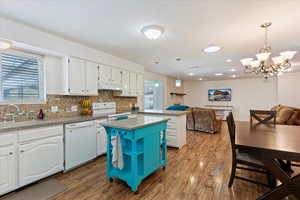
[0,115,107,133]
[139,109,188,116]
[100,115,170,130]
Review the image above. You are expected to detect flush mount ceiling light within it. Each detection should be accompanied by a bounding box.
[226,59,232,63]
[198,78,203,80]
[231,74,237,78]
[141,25,164,40]
[230,68,236,72]
[203,45,222,53]
[0,40,12,50]
[188,72,195,76]
[215,73,223,76]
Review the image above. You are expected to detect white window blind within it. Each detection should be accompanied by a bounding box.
[0,51,45,103]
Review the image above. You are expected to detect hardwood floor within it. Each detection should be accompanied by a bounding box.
[47,122,286,200]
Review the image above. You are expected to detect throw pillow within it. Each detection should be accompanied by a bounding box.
[271,105,281,112]
[276,107,294,124]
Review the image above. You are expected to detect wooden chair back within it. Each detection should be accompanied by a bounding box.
[226,112,236,158]
[250,110,276,126]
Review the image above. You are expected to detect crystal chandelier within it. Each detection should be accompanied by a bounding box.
[240,22,297,79]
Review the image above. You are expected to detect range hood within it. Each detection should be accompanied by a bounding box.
[98,81,122,91]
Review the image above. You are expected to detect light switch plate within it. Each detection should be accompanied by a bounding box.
[51,106,58,113]
[71,105,78,112]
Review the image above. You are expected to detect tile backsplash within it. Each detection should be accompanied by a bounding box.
[0,90,137,122]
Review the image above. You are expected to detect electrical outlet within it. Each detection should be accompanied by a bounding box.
[71,105,78,112]
[51,106,58,113]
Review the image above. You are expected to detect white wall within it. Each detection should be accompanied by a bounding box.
[278,71,300,108]
[0,17,144,73]
[184,78,278,121]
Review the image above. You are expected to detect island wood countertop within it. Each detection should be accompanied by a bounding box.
[100,115,170,130]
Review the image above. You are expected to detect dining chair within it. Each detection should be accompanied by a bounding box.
[250,110,276,126]
[227,112,276,188]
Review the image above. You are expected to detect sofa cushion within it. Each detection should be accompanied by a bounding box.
[271,105,282,113]
[287,111,299,125]
[277,107,294,124]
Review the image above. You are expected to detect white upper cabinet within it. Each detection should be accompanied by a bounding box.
[137,74,144,96]
[68,57,86,95]
[85,61,98,96]
[130,72,137,95]
[45,56,66,95]
[111,68,122,85]
[68,57,98,96]
[121,70,130,95]
[99,65,112,83]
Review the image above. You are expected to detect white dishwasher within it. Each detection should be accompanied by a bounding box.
[64,120,97,171]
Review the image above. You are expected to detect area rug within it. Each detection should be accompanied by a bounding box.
[1,179,66,200]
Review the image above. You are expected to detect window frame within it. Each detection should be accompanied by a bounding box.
[0,49,46,105]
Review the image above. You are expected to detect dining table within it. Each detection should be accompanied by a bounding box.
[235,121,300,200]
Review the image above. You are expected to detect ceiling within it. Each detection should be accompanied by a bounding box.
[1,0,300,80]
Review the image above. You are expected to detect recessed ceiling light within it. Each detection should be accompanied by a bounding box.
[203,45,222,53]
[215,73,223,76]
[141,25,164,40]
[0,40,12,50]
[230,68,236,72]
[188,72,195,76]
[226,59,232,63]
[198,78,203,80]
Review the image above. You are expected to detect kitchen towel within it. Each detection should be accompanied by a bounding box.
[112,135,124,169]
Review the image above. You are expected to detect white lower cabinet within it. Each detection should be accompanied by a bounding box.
[0,145,17,195]
[147,114,186,148]
[19,136,64,186]
[0,125,64,196]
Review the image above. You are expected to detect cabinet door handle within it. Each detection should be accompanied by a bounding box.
[20,150,25,153]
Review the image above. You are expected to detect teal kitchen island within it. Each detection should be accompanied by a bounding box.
[101,115,169,193]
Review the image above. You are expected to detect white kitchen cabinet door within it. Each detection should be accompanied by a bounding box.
[99,65,112,83]
[129,72,137,96]
[137,74,144,96]
[68,57,86,95]
[111,68,122,85]
[85,61,98,96]
[19,136,64,187]
[121,70,130,95]
[0,145,17,196]
[45,56,65,95]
